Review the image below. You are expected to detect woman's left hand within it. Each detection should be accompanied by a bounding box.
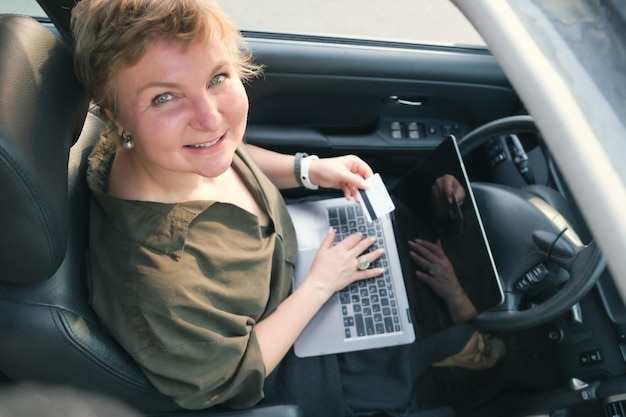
[308,155,373,201]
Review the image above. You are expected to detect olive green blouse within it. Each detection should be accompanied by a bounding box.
[86,136,297,410]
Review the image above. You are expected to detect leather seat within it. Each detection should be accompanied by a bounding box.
[0,14,299,417]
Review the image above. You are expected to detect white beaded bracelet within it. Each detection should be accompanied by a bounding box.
[299,155,319,190]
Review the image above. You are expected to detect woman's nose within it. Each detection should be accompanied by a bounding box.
[190,93,221,131]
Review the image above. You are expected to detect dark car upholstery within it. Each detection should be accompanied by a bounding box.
[0,13,87,284]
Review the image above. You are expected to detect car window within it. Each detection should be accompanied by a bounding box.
[219,0,485,47]
[0,0,485,47]
[0,0,45,18]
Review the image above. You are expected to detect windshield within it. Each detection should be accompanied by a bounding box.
[0,0,485,47]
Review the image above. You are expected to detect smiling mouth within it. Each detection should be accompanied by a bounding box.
[184,135,224,149]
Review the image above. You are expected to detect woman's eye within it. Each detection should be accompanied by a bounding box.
[209,74,226,86]
[152,93,173,105]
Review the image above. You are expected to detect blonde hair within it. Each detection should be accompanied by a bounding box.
[71,0,262,121]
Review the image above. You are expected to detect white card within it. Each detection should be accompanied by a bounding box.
[358,173,395,222]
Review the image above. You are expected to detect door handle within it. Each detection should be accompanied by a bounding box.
[387,95,425,106]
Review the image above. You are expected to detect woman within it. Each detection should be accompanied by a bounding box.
[71,1,493,415]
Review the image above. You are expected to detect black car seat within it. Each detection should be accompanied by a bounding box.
[0,14,300,417]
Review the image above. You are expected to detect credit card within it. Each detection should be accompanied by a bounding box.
[358,173,395,222]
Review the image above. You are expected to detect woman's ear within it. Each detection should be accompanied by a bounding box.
[104,108,124,136]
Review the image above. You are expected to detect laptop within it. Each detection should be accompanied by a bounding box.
[286,136,503,358]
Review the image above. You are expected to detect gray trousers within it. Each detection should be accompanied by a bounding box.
[263,323,475,417]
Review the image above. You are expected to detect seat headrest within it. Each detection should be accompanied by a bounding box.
[0,15,88,284]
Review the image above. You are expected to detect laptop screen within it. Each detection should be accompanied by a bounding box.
[389,136,503,338]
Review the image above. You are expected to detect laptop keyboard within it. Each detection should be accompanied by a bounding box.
[327,205,403,339]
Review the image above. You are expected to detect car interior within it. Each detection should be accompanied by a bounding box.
[1,1,625,417]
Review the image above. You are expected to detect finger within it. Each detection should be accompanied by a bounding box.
[447,187,456,204]
[344,184,360,202]
[351,158,374,180]
[355,250,384,274]
[415,270,436,285]
[408,242,429,260]
[454,187,466,204]
[408,240,436,259]
[346,172,368,192]
[409,250,430,269]
[432,240,447,257]
[408,240,422,251]
[445,180,458,203]
[353,235,377,256]
[411,239,443,258]
[319,227,338,250]
[338,231,366,248]
[444,176,465,204]
[342,185,351,200]
[361,247,385,263]
[356,266,385,281]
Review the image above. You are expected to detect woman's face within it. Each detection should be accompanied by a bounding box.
[108,36,249,182]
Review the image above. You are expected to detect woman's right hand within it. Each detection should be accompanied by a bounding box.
[255,228,383,373]
[306,228,384,298]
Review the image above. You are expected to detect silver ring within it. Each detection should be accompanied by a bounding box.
[357,256,370,271]
[428,263,439,276]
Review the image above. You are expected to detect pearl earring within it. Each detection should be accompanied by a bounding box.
[121,132,135,150]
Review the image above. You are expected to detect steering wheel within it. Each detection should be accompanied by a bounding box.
[457,115,606,332]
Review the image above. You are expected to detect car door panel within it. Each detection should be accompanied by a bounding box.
[243,36,522,173]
